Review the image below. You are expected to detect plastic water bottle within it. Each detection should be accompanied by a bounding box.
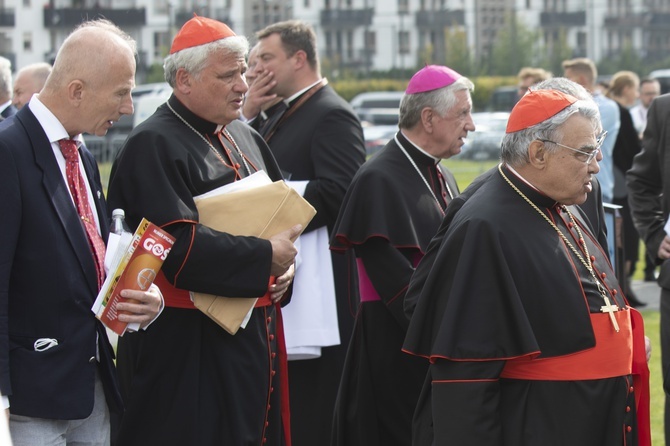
[111,208,131,235]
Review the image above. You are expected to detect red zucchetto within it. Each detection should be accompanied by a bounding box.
[170,15,236,54]
[506,89,578,133]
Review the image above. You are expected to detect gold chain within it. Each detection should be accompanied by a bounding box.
[497,165,620,330]
[166,101,251,176]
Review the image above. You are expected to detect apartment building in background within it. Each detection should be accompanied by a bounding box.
[0,0,667,79]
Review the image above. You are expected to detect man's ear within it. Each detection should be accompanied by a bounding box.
[174,68,192,94]
[67,80,84,106]
[528,140,547,168]
[420,107,434,133]
[292,50,307,70]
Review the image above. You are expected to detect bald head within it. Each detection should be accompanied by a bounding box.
[0,56,12,103]
[13,62,52,109]
[39,19,137,137]
[45,20,136,93]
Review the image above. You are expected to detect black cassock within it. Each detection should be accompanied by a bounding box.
[330,132,459,446]
[256,83,366,445]
[107,96,289,446]
[403,165,641,446]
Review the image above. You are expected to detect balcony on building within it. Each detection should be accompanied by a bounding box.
[539,11,586,27]
[175,8,232,29]
[648,12,670,31]
[44,5,145,28]
[415,9,465,28]
[320,8,373,29]
[604,13,647,29]
[0,8,14,27]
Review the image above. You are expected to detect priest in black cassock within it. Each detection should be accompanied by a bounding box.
[329,65,474,446]
[106,17,299,446]
[252,20,366,446]
[403,89,651,446]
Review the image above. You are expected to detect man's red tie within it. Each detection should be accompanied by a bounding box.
[58,139,106,290]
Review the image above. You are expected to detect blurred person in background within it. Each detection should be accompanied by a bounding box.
[0,56,16,118]
[630,77,662,282]
[563,57,620,204]
[241,42,281,122]
[12,62,52,110]
[606,71,646,307]
[631,77,661,140]
[517,66,552,99]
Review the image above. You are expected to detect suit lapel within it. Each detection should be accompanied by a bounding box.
[17,108,99,296]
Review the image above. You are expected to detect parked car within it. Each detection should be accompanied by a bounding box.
[350,91,403,126]
[363,124,397,156]
[350,91,404,110]
[458,112,510,161]
[488,86,518,112]
[133,88,172,127]
[87,83,171,163]
[110,82,171,138]
[649,69,670,94]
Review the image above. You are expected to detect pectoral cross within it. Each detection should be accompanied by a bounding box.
[600,296,620,332]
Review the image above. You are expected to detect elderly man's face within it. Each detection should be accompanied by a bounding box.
[430,89,475,159]
[539,114,601,205]
[187,49,249,125]
[79,49,135,136]
[12,72,38,109]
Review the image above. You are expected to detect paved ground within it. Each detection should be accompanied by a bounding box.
[631,279,662,311]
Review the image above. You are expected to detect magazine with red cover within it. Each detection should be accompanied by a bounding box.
[93,218,175,335]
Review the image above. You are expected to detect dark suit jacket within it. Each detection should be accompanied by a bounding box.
[255,82,365,445]
[627,93,670,289]
[1,104,17,119]
[0,107,122,419]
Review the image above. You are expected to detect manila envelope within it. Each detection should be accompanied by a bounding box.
[192,180,316,335]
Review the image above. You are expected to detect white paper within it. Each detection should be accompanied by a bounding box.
[282,226,340,360]
[286,180,309,197]
[92,231,139,332]
[193,170,274,331]
[194,170,272,200]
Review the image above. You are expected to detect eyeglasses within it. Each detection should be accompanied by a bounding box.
[539,131,607,164]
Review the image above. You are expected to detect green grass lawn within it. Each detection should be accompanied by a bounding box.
[99,162,112,194]
[644,310,665,445]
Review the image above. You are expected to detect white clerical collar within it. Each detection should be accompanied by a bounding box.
[285,78,323,107]
[399,130,441,163]
[505,163,542,192]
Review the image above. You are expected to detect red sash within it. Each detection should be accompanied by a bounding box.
[500,309,650,446]
[154,271,195,308]
[501,311,632,380]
